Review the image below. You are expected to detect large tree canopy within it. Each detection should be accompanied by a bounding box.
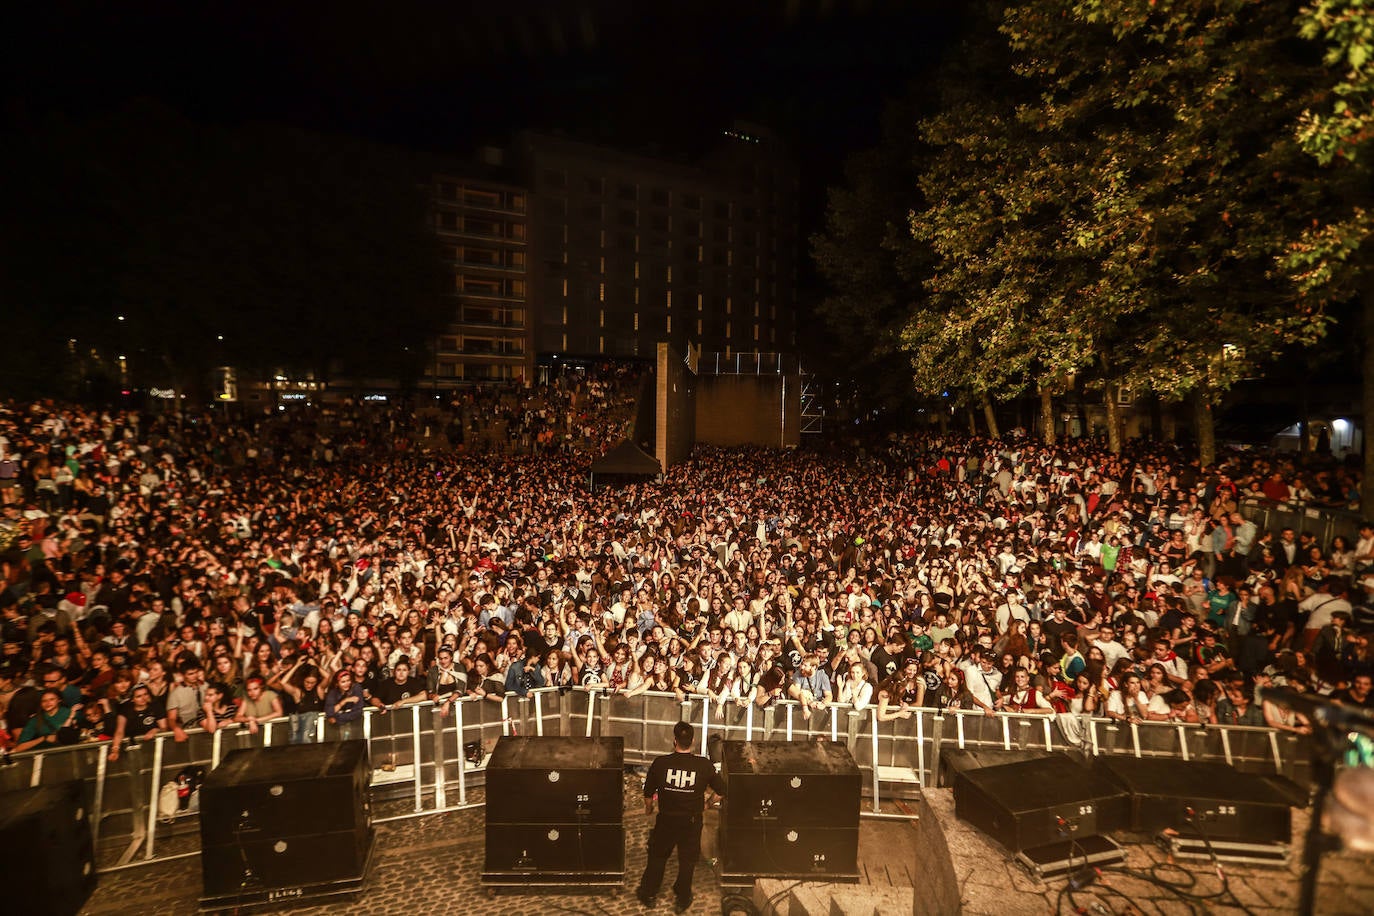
[814,0,1366,465]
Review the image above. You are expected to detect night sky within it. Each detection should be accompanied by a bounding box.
[4,0,964,244]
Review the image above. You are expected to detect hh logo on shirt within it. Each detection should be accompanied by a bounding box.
[666,768,697,789]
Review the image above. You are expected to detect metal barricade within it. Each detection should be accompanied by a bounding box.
[0,688,1323,873]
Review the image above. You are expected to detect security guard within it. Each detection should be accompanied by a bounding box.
[636,721,725,912]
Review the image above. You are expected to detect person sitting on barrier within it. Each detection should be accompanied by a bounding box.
[998,666,1053,715]
[876,655,925,721]
[788,653,832,713]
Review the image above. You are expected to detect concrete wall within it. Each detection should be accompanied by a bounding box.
[695,373,801,448]
[655,343,696,470]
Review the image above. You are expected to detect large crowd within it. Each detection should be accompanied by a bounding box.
[2,385,1372,772]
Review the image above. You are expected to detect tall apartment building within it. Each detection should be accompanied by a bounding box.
[426,173,532,385]
[423,126,798,384]
[512,127,798,361]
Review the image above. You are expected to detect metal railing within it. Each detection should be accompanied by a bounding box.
[3,688,1315,872]
[1239,496,1364,548]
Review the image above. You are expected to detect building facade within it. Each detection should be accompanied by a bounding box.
[425,173,532,386]
[424,126,798,384]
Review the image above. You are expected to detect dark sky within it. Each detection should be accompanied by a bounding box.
[4,1,963,244]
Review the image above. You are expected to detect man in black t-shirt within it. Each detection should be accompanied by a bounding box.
[373,658,425,710]
[636,721,726,912]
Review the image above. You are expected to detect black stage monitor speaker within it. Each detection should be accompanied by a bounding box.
[485,735,624,824]
[719,740,861,879]
[1093,756,1292,843]
[483,736,625,887]
[0,781,97,916]
[953,752,1130,852]
[199,741,373,908]
[721,740,862,828]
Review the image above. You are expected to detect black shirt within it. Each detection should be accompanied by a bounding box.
[117,701,164,737]
[643,750,726,817]
[374,676,423,706]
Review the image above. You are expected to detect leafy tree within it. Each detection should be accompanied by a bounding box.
[1286,0,1374,507]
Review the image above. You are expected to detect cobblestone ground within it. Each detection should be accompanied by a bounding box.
[82,775,729,916]
[79,780,1374,916]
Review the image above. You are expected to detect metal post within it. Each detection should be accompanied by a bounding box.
[916,712,927,788]
[1220,726,1234,767]
[144,737,165,860]
[1176,725,1190,761]
[784,702,794,742]
[870,714,881,813]
[956,711,966,750]
[30,751,43,787]
[1001,715,1012,751]
[699,697,711,755]
[263,721,274,746]
[92,749,107,849]
[533,691,544,737]
[211,728,223,768]
[411,709,423,813]
[455,700,467,807]
[1269,730,1284,773]
[1129,721,1142,758]
[432,708,448,810]
[745,702,755,740]
[585,690,598,737]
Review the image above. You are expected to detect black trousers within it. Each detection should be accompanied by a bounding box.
[638,813,701,902]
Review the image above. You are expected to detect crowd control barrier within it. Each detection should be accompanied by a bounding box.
[0,687,1316,872]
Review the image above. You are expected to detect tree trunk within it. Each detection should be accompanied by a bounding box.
[981,395,1000,439]
[967,406,977,436]
[936,405,949,435]
[1363,276,1374,514]
[1148,394,1163,441]
[1040,387,1055,445]
[1194,389,1216,469]
[1104,386,1122,454]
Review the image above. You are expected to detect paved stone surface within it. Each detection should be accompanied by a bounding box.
[83,776,731,916]
[78,779,1374,915]
[926,786,1374,916]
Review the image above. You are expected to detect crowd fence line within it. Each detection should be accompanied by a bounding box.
[0,687,1315,872]
[1238,496,1364,549]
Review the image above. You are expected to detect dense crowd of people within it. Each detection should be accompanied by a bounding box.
[2,386,1371,771]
